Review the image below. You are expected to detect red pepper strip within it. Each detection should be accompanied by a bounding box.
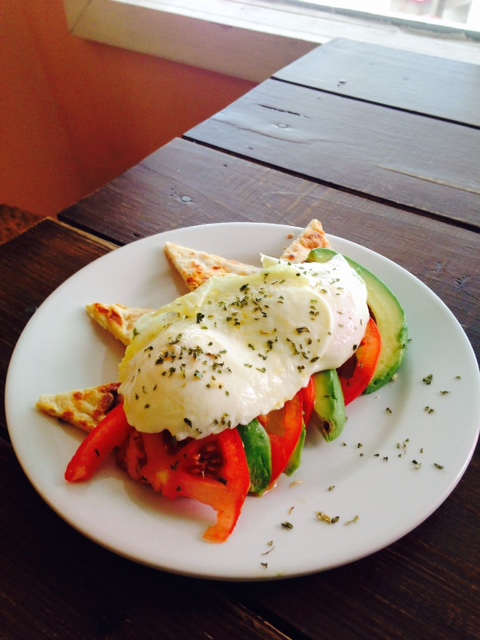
[65,403,131,483]
[300,376,316,428]
[337,317,382,406]
[260,391,304,487]
[126,428,250,543]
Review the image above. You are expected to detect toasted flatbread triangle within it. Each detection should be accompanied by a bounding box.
[280,219,330,263]
[86,303,154,346]
[165,241,259,292]
[36,383,120,432]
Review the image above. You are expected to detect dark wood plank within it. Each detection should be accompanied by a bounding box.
[0,439,288,640]
[185,81,480,229]
[60,137,340,245]
[275,38,480,127]
[58,140,479,364]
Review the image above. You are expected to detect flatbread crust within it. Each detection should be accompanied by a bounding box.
[36,383,121,432]
[165,241,259,291]
[280,219,330,263]
[86,303,154,346]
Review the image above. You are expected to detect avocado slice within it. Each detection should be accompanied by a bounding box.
[307,248,408,394]
[237,418,272,495]
[311,369,347,442]
[285,424,306,476]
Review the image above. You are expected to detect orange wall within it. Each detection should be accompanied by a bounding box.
[0,1,254,216]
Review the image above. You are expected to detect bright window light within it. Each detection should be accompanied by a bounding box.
[293,0,480,32]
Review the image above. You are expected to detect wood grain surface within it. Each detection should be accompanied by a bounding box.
[186,80,480,229]
[275,38,480,127]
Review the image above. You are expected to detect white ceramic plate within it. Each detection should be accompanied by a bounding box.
[6,223,480,581]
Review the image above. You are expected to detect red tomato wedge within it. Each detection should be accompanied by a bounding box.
[300,376,316,428]
[258,391,304,486]
[65,403,130,483]
[119,427,250,543]
[337,317,382,405]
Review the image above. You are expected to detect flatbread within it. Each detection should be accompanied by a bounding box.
[280,219,330,263]
[36,383,121,432]
[86,303,154,346]
[165,241,259,292]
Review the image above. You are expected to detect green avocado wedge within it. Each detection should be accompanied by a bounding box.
[311,369,347,442]
[237,419,272,495]
[307,247,408,394]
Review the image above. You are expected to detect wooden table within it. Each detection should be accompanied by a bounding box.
[1,39,479,639]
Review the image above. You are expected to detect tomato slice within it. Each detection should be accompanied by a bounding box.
[120,428,250,543]
[337,317,382,405]
[259,391,304,487]
[300,376,316,427]
[65,403,131,483]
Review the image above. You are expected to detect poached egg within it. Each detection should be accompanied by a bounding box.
[119,253,369,439]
